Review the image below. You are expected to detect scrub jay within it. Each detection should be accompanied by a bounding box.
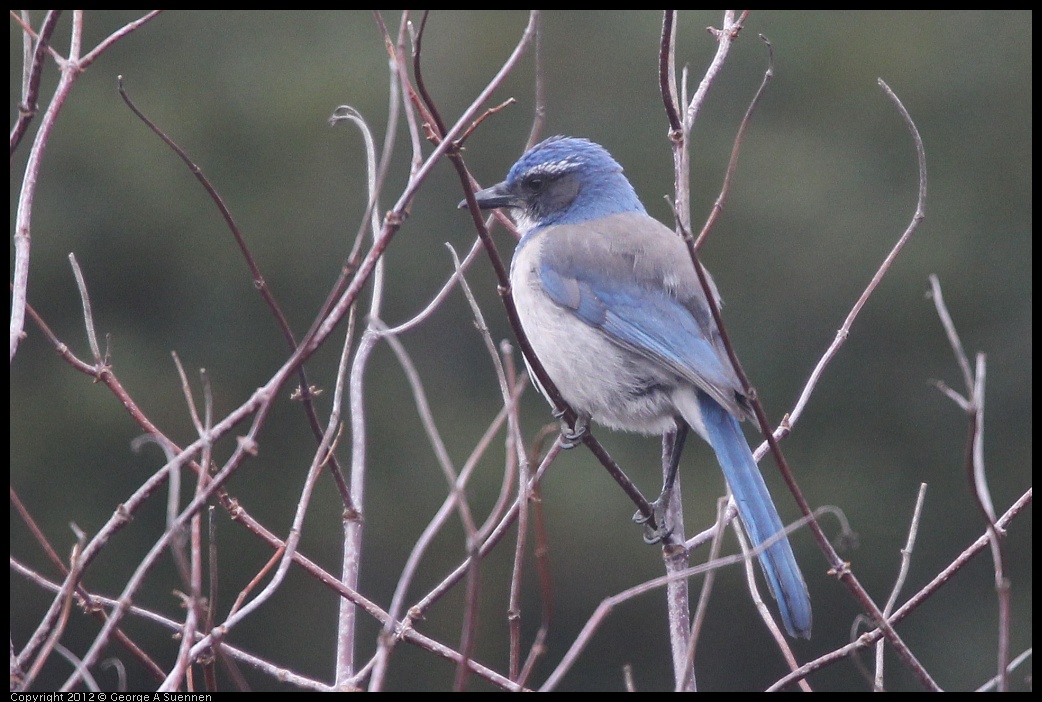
[467,136,811,639]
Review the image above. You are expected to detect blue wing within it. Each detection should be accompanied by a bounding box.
[536,213,745,416]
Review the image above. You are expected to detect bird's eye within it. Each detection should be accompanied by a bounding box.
[526,176,544,191]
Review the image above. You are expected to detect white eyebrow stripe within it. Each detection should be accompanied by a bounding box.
[524,158,581,177]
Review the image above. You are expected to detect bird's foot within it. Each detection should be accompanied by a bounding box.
[553,410,589,449]
[633,496,673,544]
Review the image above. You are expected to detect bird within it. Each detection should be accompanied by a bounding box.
[464,135,812,639]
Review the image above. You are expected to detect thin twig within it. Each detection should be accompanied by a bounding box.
[67,254,103,364]
[10,10,63,157]
[927,274,1007,691]
[873,483,928,690]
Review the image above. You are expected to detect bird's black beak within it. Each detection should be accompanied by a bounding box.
[458,181,520,211]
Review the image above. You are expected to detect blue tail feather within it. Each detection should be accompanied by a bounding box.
[699,393,812,639]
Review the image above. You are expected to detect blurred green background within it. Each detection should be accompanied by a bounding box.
[11,11,1031,691]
